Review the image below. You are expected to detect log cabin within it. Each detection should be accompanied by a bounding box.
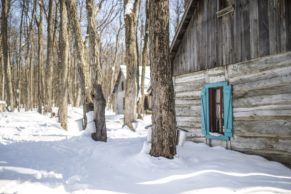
[171,0,291,167]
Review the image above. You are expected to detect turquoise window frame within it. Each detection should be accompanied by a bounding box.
[201,81,233,141]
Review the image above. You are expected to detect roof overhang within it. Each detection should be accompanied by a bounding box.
[170,0,197,62]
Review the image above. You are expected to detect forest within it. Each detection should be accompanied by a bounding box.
[0,0,185,155]
[1,0,291,193]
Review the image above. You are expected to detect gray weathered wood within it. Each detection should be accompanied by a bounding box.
[171,0,291,76]
[171,0,291,167]
[234,120,291,138]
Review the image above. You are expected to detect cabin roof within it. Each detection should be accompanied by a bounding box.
[170,0,196,62]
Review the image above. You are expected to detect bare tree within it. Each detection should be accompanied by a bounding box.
[58,0,69,129]
[123,0,140,130]
[46,0,54,113]
[86,0,107,141]
[138,0,149,118]
[173,0,184,31]
[66,0,92,128]
[169,0,184,41]
[35,0,45,113]
[1,0,14,111]
[16,0,26,111]
[149,0,177,158]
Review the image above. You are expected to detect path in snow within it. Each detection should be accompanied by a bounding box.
[0,109,291,194]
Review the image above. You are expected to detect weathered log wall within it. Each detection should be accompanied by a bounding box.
[172,0,291,76]
[174,52,291,167]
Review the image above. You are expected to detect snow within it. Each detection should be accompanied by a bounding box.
[1,108,291,194]
[209,132,223,137]
[125,0,135,15]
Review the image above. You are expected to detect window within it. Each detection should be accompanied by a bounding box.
[201,81,233,140]
[209,87,224,134]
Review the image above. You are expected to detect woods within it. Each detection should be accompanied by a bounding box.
[0,0,183,152]
[2,1,291,193]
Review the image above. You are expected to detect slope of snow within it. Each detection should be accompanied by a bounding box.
[0,109,291,194]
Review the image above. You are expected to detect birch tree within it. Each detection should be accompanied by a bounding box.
[149,0,177,158]
[123,0,140,130]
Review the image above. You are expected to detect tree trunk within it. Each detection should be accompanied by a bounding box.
[138,1,149,118]
[1,0,14,111]
[107,23,123,111]
[66,0,92,129]
[0,46,4,100]
[16,0,25,111]
[57,0,69,129]
[123,0,140,130]
[86,0,107,141]
[46,0,54,113]
[24,0,36,110]
[36,0,44,114]
[149,0,177,159]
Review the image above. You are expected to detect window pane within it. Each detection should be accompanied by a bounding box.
[209,87,224,134]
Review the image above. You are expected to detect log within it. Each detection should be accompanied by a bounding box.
[175,91,201,99]
[234,93,291,108]
[176,106,201,117]
[234,104,291,118]
[234,120,291,138]
[175,99,200,106]
[231,136,291,153]
[233,73,291,95]
[233,84,291,99]
[174,81,204,93]
[230,64,291,85]
[228,52,291,78]
[174,71,205,84]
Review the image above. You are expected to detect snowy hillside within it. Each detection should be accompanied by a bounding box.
[0,109,291,194]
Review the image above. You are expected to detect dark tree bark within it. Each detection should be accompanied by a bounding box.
[149,0,177,159]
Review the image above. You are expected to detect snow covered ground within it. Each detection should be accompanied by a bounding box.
[0,108,291,194]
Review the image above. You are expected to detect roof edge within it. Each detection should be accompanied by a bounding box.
[170,0,197,62]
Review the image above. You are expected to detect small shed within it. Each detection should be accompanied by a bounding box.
[112,65,151,114]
